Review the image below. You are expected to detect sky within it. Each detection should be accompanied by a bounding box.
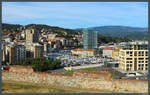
[2,2,148,29]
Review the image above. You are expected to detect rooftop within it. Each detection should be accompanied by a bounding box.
[72,48,96,52]
[119,41,148,46]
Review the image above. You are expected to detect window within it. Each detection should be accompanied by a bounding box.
[138,51,141,55]
[127,58,132,60]
[142,51,144,56]
[138,64,141,67]
[127,68,129,71]
[126,64,129,67]
[126,51,129,54]
[139,58,144,60]
[145,51,148,56]
[145,64,148,66]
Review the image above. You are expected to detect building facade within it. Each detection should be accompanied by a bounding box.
[8,44,26,64]
[112,48,120,60]
[9,45,17,63]
[103,48,114,58]
[71,49,97,56]
[26,29,39,43]
[83,29,97,49]
[33,43,44,58]
[119,41,148,72]
[16,45,26,62]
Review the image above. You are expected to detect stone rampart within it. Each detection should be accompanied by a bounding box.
[2,66,148,93]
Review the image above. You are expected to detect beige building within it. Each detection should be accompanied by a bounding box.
[112,48,120,60]
[71,49,97,56]
[48,34,56,40]
[9,45,17,63]
[2,49,5,62]
[119,41,148,72]
[33,44,43,58]
[26,29,39,43]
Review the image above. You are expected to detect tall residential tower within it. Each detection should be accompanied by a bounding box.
[26,29,39,44]
[83,29,97,49]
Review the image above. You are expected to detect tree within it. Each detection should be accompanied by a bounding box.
[98,49,103,56]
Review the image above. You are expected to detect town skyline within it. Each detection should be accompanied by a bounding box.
[2,2,148,93]
[2,2,148,29]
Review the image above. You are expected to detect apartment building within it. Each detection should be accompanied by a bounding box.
[119,41,148,72]
[26,29,39,43]
[112,48,120,60]
[16,45,26,62]
[9,45,17,63]
[33,43,44,58]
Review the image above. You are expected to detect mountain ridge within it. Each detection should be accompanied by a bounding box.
[2,23,148,40]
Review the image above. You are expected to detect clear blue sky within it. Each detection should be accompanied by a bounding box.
[2,2,148,29]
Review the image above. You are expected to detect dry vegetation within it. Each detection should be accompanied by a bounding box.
[2,81,118,93]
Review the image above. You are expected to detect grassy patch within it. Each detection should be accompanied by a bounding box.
[111,74,119,78]
[64,70,74,75]
[80,68,98,71]
[2,81,116,93]
[64,68,98,75]
[2,82,84,93]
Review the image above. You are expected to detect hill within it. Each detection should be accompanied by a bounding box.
[2,23,82,39]
[2,23,132,43]
[77,26,148,40]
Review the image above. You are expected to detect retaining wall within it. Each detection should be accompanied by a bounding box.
[2,66,148,93]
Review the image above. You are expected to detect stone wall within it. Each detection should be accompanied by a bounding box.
[2,66,148,93]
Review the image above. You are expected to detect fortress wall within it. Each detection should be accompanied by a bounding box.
[2,66,148,93]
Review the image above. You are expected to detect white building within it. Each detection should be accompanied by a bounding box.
[103,48,114,58]
[4,37,12,42]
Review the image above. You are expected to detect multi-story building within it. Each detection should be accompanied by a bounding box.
[71,49,97,56]
[83,29,97,49]
[112,48,120,60]
[2,42,26,64]
[21,30,26,39]
[119,41,148,72]
[9,45,17,64]
[16,45,26,62]
[8,44,26,64]
[26,29,39,43]
[33,43,44,58]
[103,48,114,58]
[2,49,6,62]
